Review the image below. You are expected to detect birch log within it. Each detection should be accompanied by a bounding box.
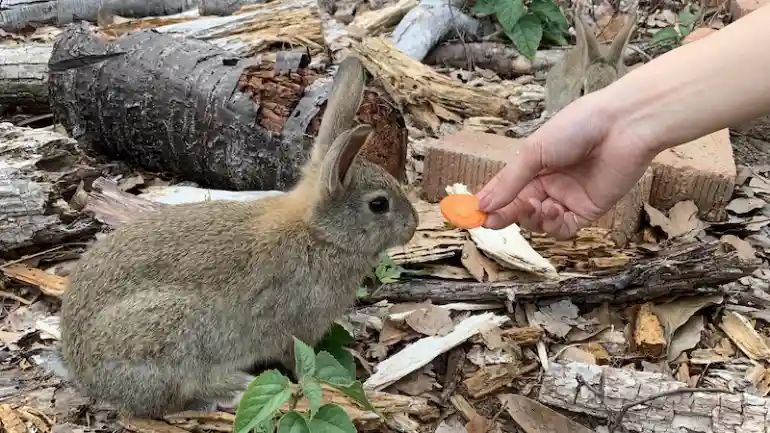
[0,122,101,254]
[539,361,768,433]
[0,43,51,114]
[47,19,407,191]
[0,0,199,32]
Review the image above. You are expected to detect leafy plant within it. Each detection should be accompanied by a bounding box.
[648,9,700,49]
[471,0,570,60]
[234,336,376,433]
[357,253,405,299]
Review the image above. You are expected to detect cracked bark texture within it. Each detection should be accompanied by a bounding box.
[48,21,406,190]
[369,242,758,304]
[0,122,101,254]
[0,0,199,32]
[539,361,770,433]
[199,0,264,15]
[0,43,52,114]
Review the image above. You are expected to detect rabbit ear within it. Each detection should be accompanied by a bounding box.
[606,12,637,67]
[573,12,603,63]
[320,124,374,198]
[311,56,367,165]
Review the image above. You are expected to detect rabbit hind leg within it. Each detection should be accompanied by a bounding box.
[194,370,255,411]
[91,360,195,419]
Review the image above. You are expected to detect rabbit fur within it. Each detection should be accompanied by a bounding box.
[544,10,638,114]
[57,55,419,418]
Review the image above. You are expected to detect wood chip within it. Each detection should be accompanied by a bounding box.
[634,303,666,357]
[719,311,770,360]
[2,264,67,297]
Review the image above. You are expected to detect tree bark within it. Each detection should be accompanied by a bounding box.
[0,122,101,254]
[0,0,199,32]
[198,0,264,15]
[368,241,759,305]
[0,43,51,114]
[539,361,767,433]
[48,21,407,191]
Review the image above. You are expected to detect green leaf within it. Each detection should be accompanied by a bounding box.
[495,0,528,33]
[330,381,377,413]
[355,286,369,298]
[293,337,317,380]
[235,370,293,433]
[276,411,311,433]
[649,27,680,46]
[308,405,356,433]
[301,377,324,418]
[678,23,691,37]
[317,324,355,348]
[506,12,543,60]
[678,10,696,26]
[470,0,498,15]
[315,351,355,387]
[529,0,567,30]
[542,20,569,45]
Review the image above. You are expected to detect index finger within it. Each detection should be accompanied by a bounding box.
[476,140,543,212]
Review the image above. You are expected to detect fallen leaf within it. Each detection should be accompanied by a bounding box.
[720,311,770,360]
[727,197,766,214]
[581,342,610,364]
[644,201,703,239]
[466,415,491,433]
[533,300,580,339]
[720,235,756,259]
[392,370,436,396]
[405,302,455,336]
[558,346,596,364]
[435,415,468,433]
[498,394,594,433]
[650,295,723,342]
[461,241,504,282]
[667,314,705,362]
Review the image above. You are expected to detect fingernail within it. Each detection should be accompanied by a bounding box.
[477,190,491,209]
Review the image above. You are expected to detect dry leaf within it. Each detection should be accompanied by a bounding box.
[498,394,594,433]
[461,241,504,282]
[719,311,770,360]
[392,370,436,396]
[533,300,579,339]
[581,342,610,364]
[405,302,455,336]
[667,314,705,362]
[726,197,766,214]
[644,201,704,239]
[720,235,756,259]
[466,415,491,433]
[558,346,596,364]
[650,295,723,342]
[435,416,468,433]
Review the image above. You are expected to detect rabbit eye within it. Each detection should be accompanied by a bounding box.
[368,196,389,214]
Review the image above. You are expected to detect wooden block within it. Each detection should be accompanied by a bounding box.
[421,130,650,243]
[421,130,511,202]
[634,303,666,357]
[650,129,736,221]
[592,166,653,247]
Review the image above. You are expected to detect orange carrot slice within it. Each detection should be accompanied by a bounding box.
[439,194,488,229]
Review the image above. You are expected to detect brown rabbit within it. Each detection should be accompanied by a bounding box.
[544,10,638,114]
[57,55,419,418]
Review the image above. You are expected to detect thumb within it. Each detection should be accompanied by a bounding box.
[476,140,544,212]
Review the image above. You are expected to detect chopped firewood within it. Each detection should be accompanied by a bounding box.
[347,0,417,37]
[634,303,667,357]
[463,363,538,398]
[2,264,67,297]
[539,361,755,433]
[364,313,510,390]
[719,311,770,360]
[349,37,522,132]
[499,327,543,345]
[372,241,758,304]
[0,123,101,254]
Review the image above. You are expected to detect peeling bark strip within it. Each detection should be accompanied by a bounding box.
[0,0,200,32]
[0,122,101,254]
[539,361,767,433]
[48,23,408,189]
[369,242,758,304]
[0,43,51,114]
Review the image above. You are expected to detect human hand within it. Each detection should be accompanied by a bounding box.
[473,94,659,239]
